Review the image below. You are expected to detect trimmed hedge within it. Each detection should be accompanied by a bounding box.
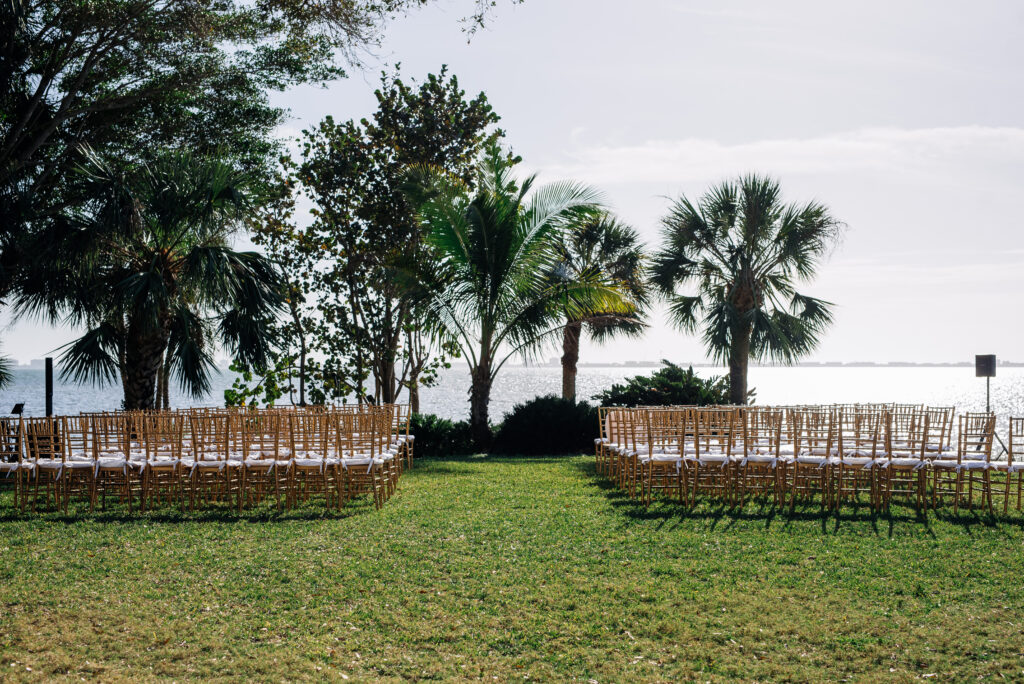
[410,413,476,458]
[491,395,598,455]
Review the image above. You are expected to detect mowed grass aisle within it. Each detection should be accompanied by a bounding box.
[2,457,1023,682]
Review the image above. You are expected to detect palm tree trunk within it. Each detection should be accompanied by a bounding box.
[728,327,751,405]
[469,362,492,450]
[123,329,166,411]
[160,357,170,410]
[560,320,582,401]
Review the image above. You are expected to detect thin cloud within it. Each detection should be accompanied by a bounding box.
[543,126,1024,187]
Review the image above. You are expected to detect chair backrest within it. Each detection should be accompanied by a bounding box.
[190,413,231,462]
[92,413,129,456]
[143,412,184,461]
[1009,418,1024,466]
[63,415,93,461]
[644,408,687,456]
[290,410,330,458]
[0,417,23,463]
[887,408,927,459]
[791,407,836,457]
[24,416,64,462]
[925,406,956,454]
[692,407,737,458]
[838,407,887,460]
[741,407,782,458]
[957,412,995,463]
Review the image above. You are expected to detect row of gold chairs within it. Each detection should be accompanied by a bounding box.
[0,404,415,514]
[595,404,1023,514]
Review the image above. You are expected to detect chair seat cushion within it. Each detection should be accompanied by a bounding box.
[244,458,279,468]
[837,456,875,466]
[96,457,127,469]
[882,457,925,469]
[293,458,325,468]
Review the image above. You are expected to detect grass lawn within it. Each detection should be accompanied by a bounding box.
[1,455,1023,682]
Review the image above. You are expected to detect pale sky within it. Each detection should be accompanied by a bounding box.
[5,0,1023,365]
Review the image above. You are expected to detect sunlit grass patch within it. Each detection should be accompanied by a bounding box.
[1,456,1022,681]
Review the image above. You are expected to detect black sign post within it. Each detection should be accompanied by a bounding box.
[45,357,53,417]
[975,354,996,412]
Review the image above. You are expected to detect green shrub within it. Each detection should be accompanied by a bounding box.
[593,360,732,407]
[491,395,598,455]
[410,413,477,458]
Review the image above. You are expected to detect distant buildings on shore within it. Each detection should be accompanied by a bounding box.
[524,358,1024,369]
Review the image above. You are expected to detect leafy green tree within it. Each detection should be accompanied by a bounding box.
[408,144,629,447]
[552,212,648,401]
[14,149,283,410]
[283,68,498,409]
[0,0,521,302]
[650,175,843,404]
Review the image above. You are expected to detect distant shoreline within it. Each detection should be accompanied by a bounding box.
[521,362,1024,369]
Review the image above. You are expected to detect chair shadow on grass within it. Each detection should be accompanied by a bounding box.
[569,457,1021,537]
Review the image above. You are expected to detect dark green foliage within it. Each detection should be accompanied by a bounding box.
[491,395,598,455]
[410,413,476,458]
[592,361,732,407]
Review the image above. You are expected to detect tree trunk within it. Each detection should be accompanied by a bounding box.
[409,369,420,414]
[728,327,751,406]
[560,320,582,401]
[160,356,170,410]
[469,362,492,450]
[123,325,167,411]
[289,297,307,406]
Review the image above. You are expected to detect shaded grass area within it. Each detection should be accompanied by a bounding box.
[1,456,1023,681]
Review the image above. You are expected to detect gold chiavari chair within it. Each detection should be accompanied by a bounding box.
[877,409,928,511]
[338,409,386,509]
[924,406,956,458]
[605,408,632,490]
[640,408,687,506]
[687,408,738,505]
[735,407,784,506]
[288,411,334,509]
[91,413,132,511]
[188,412,235,510]
[996,418,1024,514]
[930,412,996,514]
[0,417,26,511]
[788,408,835,510]
[24,416,67,512]
[389,403,414,472]
[58,415,97,511]
[240,410,287,511]
[617,408,646,498]
[595,406,613,477]
[833,407,886,510]
[140,412,184,511]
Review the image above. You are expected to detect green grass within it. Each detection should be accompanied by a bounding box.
[2,456,1023,682]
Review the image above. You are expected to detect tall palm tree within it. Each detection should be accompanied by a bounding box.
[13,149,283,410]
[409,145,630,447]
[650,174,843,405]
[552,212,648,400]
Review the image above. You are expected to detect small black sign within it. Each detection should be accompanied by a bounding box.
[975,354,996,378]
[10,403,23,415]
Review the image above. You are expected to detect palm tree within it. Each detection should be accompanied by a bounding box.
[650,174,843,405]
[552,212,648,400]
[13,149,283,410]
[409,145,630,447]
